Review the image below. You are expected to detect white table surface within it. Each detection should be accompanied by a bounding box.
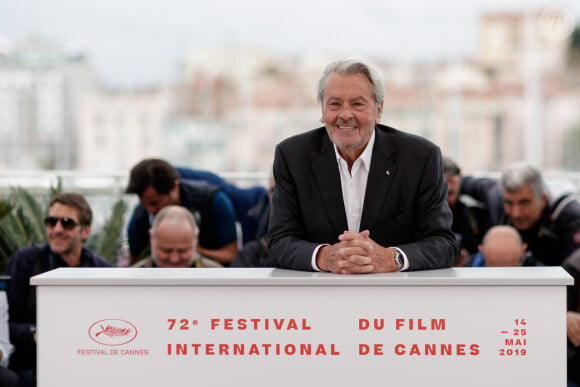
[30,266,573,286]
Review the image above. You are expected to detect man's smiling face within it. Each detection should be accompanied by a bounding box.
[321,72,382,162]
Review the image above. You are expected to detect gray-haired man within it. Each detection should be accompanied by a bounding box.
[461,162,580,265]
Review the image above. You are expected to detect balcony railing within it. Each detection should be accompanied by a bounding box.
[0,169,577,225]
[0,170,271,226]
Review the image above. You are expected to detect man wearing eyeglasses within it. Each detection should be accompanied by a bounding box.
[4,192,111,386]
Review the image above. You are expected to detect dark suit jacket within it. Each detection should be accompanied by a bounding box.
[267,124,457,271]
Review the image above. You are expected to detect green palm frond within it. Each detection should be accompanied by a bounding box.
[49,178,62,198]
[12,207,34,246]
[0,199,20,271]
[11,187,46,243]
[85,198,128,264]
[0,196,37,272]
[0,200,13,220]
[0,231,17,272]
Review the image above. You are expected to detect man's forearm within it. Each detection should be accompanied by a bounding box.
[198,241,238,264]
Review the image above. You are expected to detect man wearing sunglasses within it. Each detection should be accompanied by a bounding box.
[4,192,111,386]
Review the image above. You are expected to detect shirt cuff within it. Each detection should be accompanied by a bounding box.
[392,247,409,271]
[311,244,329,272]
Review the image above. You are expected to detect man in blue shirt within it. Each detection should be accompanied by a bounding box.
[126,159,238,265]
[463,225,537,267]
[175,167,269,244]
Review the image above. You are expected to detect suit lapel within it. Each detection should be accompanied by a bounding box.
[360,128,397,231]
[311,136,348,235]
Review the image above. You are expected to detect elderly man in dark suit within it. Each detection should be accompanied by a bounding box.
[267,60,457,274]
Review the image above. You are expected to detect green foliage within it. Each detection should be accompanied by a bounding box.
[0,188,48,272]
[0,186,127,270]
[12,187,47,243]
[85,198,128,265]
[0,200,17,271]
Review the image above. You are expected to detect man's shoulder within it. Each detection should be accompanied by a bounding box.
[521,253,544,267]
[564,249,580,275]
[549,192,580,225]
[179,179,223,212]
[9,244,49,265]
[12,244,48,257]
[129,202,148,220]
[181,179,220,199]
[6,244,49,277]
[461,176,500,193]
[181,178,217,191]
[131,257,153,268]
[200,257,223,268]
[82,248,113,267]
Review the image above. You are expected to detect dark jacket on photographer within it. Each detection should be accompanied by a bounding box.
[461,176,580,266]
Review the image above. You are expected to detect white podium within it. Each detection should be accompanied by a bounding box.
[32,267,572,387]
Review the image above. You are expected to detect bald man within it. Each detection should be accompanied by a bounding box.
[465,226,537,267]
[132,205,222,268]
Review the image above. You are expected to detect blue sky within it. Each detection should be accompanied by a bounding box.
[0,0,577,87]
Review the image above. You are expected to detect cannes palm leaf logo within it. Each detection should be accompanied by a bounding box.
[89,319,138,346]
[95,324,132,337]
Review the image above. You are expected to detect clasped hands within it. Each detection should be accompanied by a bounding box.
[316,230,398,274]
